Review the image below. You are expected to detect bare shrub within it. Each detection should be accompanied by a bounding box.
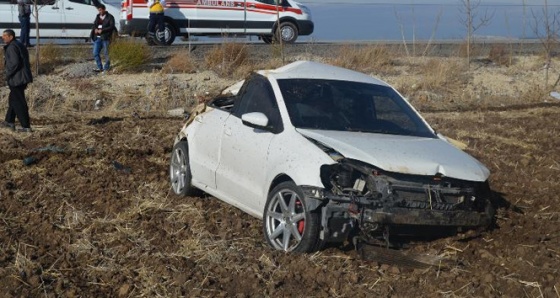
[329,44,394,73]
[519,82,548,103]
[109,38,152,72]
[488,44,512,66]
[204,42,250,77]
[163,50,197,74]
[456,42,482,58]
[418,58,469,93]
[33,43,63,74]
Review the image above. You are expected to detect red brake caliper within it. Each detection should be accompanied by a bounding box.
[296,200,305,234]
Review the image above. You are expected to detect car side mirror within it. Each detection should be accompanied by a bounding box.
[241,112,270,130]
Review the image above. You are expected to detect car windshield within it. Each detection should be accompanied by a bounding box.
[277,79,436,138]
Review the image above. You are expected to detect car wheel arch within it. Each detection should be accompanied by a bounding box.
[267,174,323,212]
[272,18,299,43]
[268,174,294,196]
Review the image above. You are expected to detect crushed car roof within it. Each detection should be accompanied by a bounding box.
[263,61,390,86]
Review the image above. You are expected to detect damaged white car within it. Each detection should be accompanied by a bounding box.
[169,61,495,252]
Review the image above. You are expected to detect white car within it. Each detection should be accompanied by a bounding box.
[0,0,120,40]
[169,61,495,252]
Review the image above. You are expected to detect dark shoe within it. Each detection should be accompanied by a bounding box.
[93,68,103,73]
[18,127,33,133]
[0,121,15,131]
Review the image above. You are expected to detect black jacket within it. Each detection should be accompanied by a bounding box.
[91,12,116,41]
[4,39,33,87]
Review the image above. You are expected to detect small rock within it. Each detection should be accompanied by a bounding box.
[118,284,131,297]
[482,273,494,283]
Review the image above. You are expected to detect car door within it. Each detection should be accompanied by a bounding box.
[1,0,15,29]
[215,74,283,215]
[27,0,63,38]
[188,108,231,190]
[61,0,103,38]
[244,0,277,34]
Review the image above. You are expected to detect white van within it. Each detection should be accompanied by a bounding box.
[0,0,120,40]
[120,0,313,45]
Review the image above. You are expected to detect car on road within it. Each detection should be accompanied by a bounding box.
[169,61,495,252]
[0,0,120,40]
[120,0,314,45]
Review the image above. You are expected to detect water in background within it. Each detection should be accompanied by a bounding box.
[302,2,558,42]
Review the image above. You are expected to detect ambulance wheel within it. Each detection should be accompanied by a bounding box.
[277,22,298,44]
[155,22,176,46]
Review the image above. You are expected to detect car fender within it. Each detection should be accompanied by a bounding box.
[264,128,335,193]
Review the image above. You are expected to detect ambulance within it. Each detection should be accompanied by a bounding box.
[0,0,120,40]
[119,0,313,45]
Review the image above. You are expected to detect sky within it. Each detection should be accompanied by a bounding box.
[297,0,559,41]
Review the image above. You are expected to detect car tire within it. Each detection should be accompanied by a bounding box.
[275,22,298,44]
[261,35,274,44]
[155,21,176,46]
[263,181,321,252]
[169,141,197,196]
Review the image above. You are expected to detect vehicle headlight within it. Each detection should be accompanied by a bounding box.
[299,4,312,18]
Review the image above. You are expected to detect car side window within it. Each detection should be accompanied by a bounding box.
[69,0,99,6]
[9,0,54,3]
[256,0,278,5]
[233,76,283,133]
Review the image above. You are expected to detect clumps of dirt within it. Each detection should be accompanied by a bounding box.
[0,105,558,297]
[1,49,560,296]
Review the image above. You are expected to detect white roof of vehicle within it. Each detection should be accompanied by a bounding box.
[264,60,389,86]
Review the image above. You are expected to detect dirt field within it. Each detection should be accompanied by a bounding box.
[1,46,560,297]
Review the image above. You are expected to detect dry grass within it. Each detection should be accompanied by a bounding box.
[30,43,64,75]
[417,58,468,93]
[163,50,197,74]
[329,44,394,73]
[488,44,513,67]
[455,42,483,58]
[204,41,250,78]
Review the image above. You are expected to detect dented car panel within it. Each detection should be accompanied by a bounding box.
[170,61,495,252]
[296,129,490,182]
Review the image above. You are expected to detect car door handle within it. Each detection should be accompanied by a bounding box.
[224,128,232,136]
[65,7,74,10]
[52,6,59,9]
[249,4,255,8]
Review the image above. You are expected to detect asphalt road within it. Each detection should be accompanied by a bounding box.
[155,38,554,61]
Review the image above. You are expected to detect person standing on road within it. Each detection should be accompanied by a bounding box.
[17,0,32,47]
[1,29,33,133]
[146,0,166,44]
[91,4,115,73]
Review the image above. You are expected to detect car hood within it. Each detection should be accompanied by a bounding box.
[297,129,490,182]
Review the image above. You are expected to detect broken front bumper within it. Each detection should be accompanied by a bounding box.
[363,207,492,228]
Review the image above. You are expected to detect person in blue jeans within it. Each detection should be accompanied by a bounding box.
[17,0,32,47]
[91,4,115,73]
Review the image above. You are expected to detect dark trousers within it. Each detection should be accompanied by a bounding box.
[5,85,31,128]
[148,12,165,42]
[19,15,31,46]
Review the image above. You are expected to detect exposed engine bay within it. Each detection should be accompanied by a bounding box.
[302,157,495,247]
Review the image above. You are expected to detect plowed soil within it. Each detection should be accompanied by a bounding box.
[1,104,559,297]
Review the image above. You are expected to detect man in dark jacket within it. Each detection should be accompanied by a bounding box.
[91,4,115,73]
[1,29,33,132]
